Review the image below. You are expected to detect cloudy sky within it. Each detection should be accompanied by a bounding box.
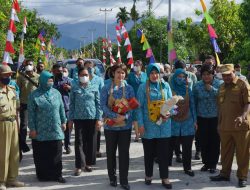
[21,0,243,25]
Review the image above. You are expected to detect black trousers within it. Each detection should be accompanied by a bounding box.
[64,111,72,149]
[197,117,220,168]
[97,131,101,152]
[142,138,170,179]
[174,137,182,156]
[19,103,28,151]
[195,128,201,153]
[170,135,194,171]
[32,139,62,180]
[104,129,131,185]
[74,119,97,168]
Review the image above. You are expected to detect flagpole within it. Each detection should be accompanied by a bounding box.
[168,0,172,65]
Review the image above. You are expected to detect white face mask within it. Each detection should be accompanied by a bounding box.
[133,66,141,72]
[216,73,222,79]
[235,71,241,76]
[160,73,164,78]
[25,65,33,72]
[63,72,69,78]
[79,76,89,84]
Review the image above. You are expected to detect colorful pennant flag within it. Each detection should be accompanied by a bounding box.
[210,38,221,53]
[136,29,156,64]
[200,0,207,12]
[200,0,221,65]
[167,22,177,63]
[208,24,217,38]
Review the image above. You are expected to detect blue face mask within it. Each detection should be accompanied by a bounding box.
[0,77,11,85]
[176,77,186,85]
[88,68,95,75]
[47,82,54,89]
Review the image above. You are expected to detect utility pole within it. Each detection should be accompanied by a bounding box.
[160,30,162,63]
[80,36,87,57]
[100,8,112,39]
[88,29,96,58]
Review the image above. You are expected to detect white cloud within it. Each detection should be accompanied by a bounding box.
[21,0,243,25]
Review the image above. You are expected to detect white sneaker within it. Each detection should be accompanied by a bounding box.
[0,184,6,190]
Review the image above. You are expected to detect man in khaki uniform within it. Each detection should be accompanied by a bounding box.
[0,65,25,190]
[16,60,39,158]
[210,64,250,188]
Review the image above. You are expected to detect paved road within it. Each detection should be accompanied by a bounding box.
[10,131,250,190]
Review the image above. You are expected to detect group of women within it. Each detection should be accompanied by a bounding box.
[27,60,222,190]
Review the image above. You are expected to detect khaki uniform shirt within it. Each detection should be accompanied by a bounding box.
[16,72,39,104]
[218,77,250,131]
[0,86,17,127]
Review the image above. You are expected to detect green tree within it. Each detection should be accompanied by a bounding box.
[0,1,61,64]
[130,4,140,28]
[208,0,245,62]
[116,7,130,24]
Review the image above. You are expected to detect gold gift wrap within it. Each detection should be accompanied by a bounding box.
[148,100,165,122]
[146,80,165,123]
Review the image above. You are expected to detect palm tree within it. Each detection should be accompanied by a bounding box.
[147,0,153,13]
[130,4,140,28]
[116,7,130,24]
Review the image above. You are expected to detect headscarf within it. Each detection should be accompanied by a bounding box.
[146,63,160,77]
[38,71,53,93]
[171,68,188,96]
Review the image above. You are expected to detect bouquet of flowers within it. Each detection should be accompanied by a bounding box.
[156,95,183,125]
[106,97,140,126]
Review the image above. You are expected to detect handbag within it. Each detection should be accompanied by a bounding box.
[172,86,189,122]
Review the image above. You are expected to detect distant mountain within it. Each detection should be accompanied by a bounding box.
[56,21,133,50]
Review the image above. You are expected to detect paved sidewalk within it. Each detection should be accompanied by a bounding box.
[10,132,250,190]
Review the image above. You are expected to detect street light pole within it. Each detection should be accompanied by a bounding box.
[100,8,112,39]
[88,29,96,58]
[80,36,87,57]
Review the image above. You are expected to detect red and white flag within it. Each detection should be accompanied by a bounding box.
[2,0,20,65]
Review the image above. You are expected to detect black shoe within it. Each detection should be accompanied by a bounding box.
[162,181,172,189]
[65,147,71,154]
[57,177,66,183]
[84,166,92,172]
[134,138,139,142]
[96,152,102,158]
[200,165,209,172]
[184,170,195,177]
[176,156,182,163]
[238,179,247,188]
[19,152,23,162]
[210,175,230,181]
[121,184,130,190]
[209,168,216,174]
[110,176,117,187]
[194,152,200,160]
[110,180,117,187]
[22,144,30,153]
[145,178,152,185]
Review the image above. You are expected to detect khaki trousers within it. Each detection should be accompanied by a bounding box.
[0,121,19,183]
[219,130,250,180]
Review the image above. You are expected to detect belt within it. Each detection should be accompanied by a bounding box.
[0,117,16,122]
